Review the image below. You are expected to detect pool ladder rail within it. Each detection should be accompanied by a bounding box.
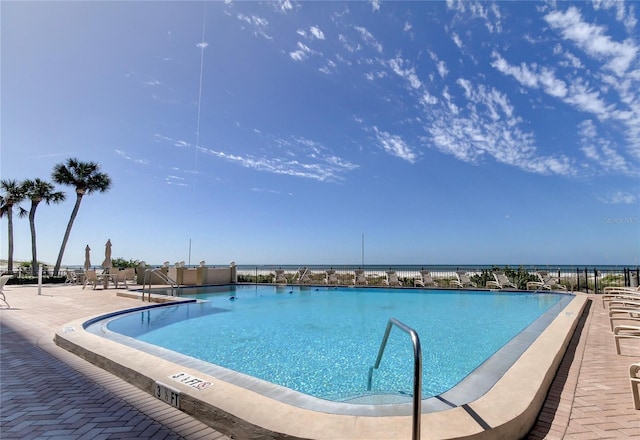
[368,318,422,440]
[142,269,180,301]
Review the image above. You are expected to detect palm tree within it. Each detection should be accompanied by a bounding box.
[0,179,28,274]
[23,179,66,276]
[52,158,111,275]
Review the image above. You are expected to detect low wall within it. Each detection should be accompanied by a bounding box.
[140,263,237,286]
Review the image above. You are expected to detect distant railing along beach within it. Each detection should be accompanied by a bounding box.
[3,263,638,294]
[233,265,639,293]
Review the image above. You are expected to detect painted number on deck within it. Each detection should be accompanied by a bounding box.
[169,372,213,390]
[155,382,181,408]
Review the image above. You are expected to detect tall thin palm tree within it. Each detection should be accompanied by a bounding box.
[52,158,111,276]
[23,179,66,276]
[0,179,28,274]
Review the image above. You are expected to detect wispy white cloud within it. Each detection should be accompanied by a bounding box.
[273,0,294,14]
[492,5,640,164]
[236,13,272,39]
[354,26,383,53]
[338,34,361,54]
[424,79,574,175]
[369,0,381,12]
[491,51,618,121]
[197,136,358,182]
[115,149,148,165]
[578,120,638,176]
[387,56,422,89]
[451,32,463,49]
[166,175,187,187]
[437,61,448,79]
[597,190,637,204]
[490,52,567,97]
[373,127,418,163]
[310,25,325,40]
[592,0,637,32]
[289,41,322,62]
[446,0,503,34]
[545,6,638,77]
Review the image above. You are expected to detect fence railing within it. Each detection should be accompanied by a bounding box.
[235,266,639,294]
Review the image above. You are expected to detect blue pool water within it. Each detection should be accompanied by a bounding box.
[103,286,571,402]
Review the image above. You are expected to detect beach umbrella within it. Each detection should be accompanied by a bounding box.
[83,245,91,270]
[101,239,112,271]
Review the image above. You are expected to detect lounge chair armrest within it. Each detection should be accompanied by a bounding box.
[631,363,640,409]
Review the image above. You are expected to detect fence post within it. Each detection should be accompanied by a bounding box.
[624,267,629,287]
[593,268,598,294]
[575,268,580,291]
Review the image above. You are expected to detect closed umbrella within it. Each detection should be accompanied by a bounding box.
[102,239,112,271]
[84,245,91,270]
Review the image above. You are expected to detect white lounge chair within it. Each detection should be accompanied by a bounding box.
[325,269,339,285]
[609,305,640,331]
[297,268,312,284]
[83,269,103,290]
[487,271,517,289]
[0,274,12,308]
[114,269,131,289]
[383,271,402,287]
[630,363,640,410]
[274,269,287,284]
[608,299,640,309]
[451,271,477,288]
[64,270,78,284]
[354,269,368,286]
[526,271,567,291]
[602,289,640,308]
[414,270,438,288]
[613,325,640,355]
[124,267,136,284]
[604,286,640,294]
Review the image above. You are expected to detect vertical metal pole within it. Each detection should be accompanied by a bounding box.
[584,268,588,292]
[624,267,629,288]
[38,264,43,296]
[188,239,192,267]
[362,233,365,268]
[594,268,598,294]
[368,319,422,440]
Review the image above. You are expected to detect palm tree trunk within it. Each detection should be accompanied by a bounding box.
[53,194,83,276]
[29,201,40,276]
[7,209,14,274]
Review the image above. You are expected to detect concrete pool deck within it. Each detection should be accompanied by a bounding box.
[0,283,638,439]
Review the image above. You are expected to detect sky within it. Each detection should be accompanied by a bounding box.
[1,0,639,267]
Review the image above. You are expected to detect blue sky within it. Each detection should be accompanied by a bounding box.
[2,0,639,266]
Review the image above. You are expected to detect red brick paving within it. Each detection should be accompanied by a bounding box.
[0,285,230,440]
[527,295,640,439]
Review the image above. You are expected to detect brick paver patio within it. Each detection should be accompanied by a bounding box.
[0,283,638,439]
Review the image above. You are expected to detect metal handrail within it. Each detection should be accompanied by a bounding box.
[142,269,179,301]
[368,318,422,440]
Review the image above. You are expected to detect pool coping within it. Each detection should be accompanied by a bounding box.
[55,292,588,440]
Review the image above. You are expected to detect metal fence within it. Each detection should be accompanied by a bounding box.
[236,265,639,294]
[5,264,638,294]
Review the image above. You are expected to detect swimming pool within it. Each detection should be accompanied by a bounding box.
[88,286,572,406]
[58,286,585,439]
